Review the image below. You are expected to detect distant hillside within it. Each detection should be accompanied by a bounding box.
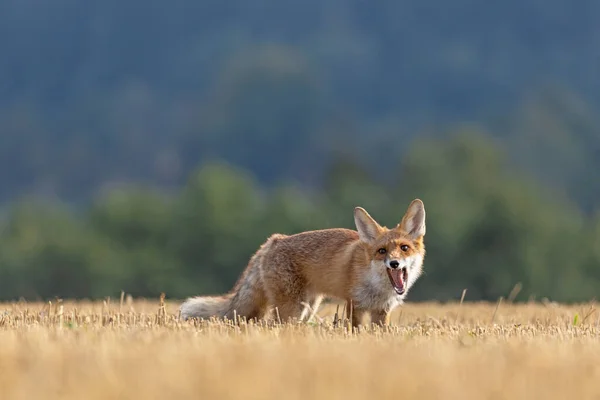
[0,0,598,210]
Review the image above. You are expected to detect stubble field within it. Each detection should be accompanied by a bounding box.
[0,297,599,400]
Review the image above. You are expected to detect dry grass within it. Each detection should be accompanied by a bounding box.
[0,297,599,399]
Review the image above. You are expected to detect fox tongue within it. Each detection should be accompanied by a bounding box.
[386,268,405,294]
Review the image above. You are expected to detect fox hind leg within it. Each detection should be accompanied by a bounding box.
[224,259,271,323]
[229,285,269,323]
[267,292,322,324]
[300,294,324,322]
[264,283,313,324]
[271,298,305,323]
[260,252,311,323]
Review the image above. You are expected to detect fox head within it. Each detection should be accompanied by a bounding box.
[353,199,426,297]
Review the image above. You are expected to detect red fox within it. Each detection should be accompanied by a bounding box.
[180,199,426,327]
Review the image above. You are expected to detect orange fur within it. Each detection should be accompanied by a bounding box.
[180,199,427,328]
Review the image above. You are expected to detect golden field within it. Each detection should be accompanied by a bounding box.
[0,297,599,400]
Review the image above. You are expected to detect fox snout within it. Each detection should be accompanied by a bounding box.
[385,259,408,295]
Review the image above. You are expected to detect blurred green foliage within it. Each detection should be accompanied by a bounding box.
[1,130,598,303]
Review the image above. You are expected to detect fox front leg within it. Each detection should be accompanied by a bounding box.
[370,309,391,326]
[345,301,367,329]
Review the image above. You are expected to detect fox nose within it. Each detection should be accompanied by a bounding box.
[389,260,400,269]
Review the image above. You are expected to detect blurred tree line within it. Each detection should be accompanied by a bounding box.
[1,130,599,302]
[1,0,600,302]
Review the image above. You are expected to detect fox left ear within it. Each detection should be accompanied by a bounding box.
[398,199,426,239]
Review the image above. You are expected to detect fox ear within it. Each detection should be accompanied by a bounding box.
[354,207,383,244]
[398,199,426,239]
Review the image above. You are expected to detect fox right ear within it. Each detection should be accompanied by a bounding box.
[354,207,383,244]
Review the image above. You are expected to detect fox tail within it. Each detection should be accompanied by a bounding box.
[179,235,281,321]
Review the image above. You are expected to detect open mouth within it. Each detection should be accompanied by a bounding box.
[386,268,408,295]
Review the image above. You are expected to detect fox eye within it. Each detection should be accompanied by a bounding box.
[377,248,387,254]
[400,245,409,252]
